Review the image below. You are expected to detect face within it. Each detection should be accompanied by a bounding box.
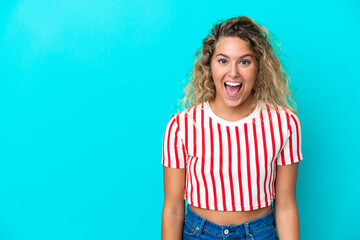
[210,36,258,112]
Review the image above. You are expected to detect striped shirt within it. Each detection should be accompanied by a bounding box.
[161,101,303,211]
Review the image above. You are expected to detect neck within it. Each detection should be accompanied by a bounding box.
[209,95,256,122]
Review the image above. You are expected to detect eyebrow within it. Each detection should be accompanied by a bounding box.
[215,53,254,59]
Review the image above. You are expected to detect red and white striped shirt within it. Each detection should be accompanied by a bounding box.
[162,101,303,211]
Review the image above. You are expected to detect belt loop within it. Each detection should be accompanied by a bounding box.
[244,222,250,236]
[198,218,206,235]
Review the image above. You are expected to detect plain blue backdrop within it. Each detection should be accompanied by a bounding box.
[0,0,359,239]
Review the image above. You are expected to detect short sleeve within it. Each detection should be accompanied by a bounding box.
[277,112,303,165]
[161,114,187,169]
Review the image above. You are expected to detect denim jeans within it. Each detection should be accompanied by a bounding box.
[182,205,279,240]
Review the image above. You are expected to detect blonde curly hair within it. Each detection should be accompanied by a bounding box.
[181,16,298,115]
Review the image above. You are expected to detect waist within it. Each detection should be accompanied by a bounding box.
[188,203,273,225]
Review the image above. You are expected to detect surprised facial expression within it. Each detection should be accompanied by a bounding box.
[210,37,258,110]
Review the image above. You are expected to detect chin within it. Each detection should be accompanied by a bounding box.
[223,98,244,108]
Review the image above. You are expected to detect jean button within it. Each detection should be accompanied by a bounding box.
[224,229,229,234]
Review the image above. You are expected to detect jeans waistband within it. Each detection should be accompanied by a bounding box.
[185,204,275,236]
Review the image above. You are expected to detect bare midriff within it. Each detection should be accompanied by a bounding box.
[189,204,273,225]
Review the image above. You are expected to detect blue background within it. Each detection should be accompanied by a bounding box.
[1,0,359,239]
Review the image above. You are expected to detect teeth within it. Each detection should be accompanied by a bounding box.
[225,82,242,86]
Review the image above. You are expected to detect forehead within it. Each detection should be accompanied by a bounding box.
[213,37,253,56]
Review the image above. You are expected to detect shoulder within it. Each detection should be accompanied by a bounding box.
[258,102,301,129]
[277,105,301,126]
[174,103,203,121]
[274,104,301,131]
[260,102,298,118]
[164,104,198,127]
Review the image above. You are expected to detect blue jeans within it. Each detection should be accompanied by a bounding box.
[182,205,279,240]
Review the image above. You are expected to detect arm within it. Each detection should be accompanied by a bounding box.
[161,166,186,240]
[274,162,300,240]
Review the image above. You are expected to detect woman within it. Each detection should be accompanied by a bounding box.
[161,16,303,240]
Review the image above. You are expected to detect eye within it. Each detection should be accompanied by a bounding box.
[218,59,227,64]
[240,60,250,65]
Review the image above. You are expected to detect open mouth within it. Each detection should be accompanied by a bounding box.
[224,81,243,97]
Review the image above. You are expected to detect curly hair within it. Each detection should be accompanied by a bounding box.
[180,16,298,115]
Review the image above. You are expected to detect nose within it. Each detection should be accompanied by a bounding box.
[228,63,239,78]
